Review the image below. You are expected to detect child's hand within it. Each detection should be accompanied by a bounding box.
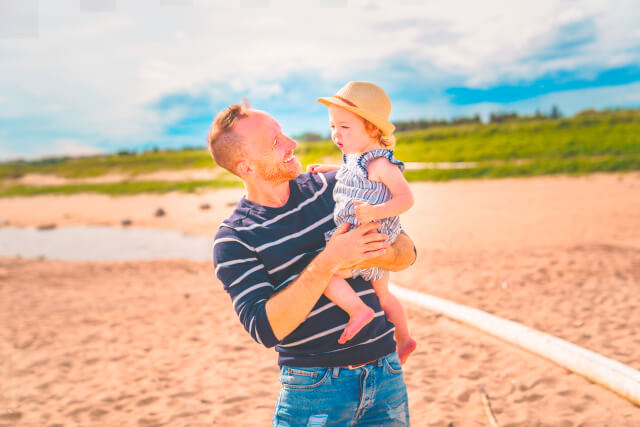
[353,200,378,223]
[307,164,339,173]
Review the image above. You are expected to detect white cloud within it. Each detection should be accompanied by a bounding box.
[0,0,638,157]
[0,139,106,161]
[0,147,24,162]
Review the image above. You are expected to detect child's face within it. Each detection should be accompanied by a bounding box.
[328,105,378,155]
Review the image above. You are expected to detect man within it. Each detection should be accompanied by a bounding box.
[209,102,415,426]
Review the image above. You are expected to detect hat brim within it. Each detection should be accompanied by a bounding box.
[317,96,395,136]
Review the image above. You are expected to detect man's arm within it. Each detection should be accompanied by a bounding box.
[215,222,414,345]
[266,222,390,341]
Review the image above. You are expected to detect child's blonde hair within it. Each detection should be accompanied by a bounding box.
[363,119,396,149]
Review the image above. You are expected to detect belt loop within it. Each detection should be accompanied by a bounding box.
[332,366,340,378]
[377,357,383,367]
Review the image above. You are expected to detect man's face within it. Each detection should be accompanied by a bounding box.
[236,111,302,183]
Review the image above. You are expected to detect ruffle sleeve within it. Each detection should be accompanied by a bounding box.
[357,149,405,178]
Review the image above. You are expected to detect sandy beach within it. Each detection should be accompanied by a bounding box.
[2,173,639,426]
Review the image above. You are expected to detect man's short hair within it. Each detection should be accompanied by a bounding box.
[207,101,251,175]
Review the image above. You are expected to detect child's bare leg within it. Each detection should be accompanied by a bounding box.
[324,275,375,344]
[371,273,416,364]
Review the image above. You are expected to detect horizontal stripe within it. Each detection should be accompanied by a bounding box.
[280,310,384,348]
[274,273,299,291]
[229,264,265,288]
[215,257,258,275]
[279,324,347,348]
[213,237,255,252]
[221,173,329,232]
[323,326,395,354]
[232,282,273,309]
[267,249,322,275]
[256,213,334,252]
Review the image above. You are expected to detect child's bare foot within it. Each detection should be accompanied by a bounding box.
[397,338,417,365]
[338,307,375,344]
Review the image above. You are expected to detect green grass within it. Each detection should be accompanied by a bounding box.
[394,110,640,163]
[0,179,242,197]
[0,148,214,179]
[403,155,640,182]
[1,108,638,196]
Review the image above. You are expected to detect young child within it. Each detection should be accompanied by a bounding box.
[308,81,417,364]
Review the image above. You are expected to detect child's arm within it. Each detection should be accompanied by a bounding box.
[307,163,341,173]
[354,157,414,223]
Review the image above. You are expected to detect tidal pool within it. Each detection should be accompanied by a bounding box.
[0,226,213,261]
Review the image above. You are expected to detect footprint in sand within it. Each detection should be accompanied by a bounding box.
[81,332,101,344]
[457,389,473,403]
[514,393,545,403]
[0,412,22,422]
[222,405,247,417]
[462,370,483,380]
[136,396,159,406]
[27,358,49,369]
[67,406,91,417]
[222,396,249,405]
[519,376,557,391]
[90,408,109,420]
[37,381,51,391]
[170,391,198,399]
[137,417,163,426]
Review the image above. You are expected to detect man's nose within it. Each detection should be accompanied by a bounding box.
[285,136,297,149]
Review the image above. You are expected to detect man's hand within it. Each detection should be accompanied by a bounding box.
[353,232,416,272]
[322,222,390,273]
[265,225,413,341]
[266,222,388,341]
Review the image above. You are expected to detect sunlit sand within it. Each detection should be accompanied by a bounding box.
[2,173,639,425]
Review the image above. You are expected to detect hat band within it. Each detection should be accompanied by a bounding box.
[335,96,358,108]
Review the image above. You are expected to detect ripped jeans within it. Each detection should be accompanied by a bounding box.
[272,352,409,426]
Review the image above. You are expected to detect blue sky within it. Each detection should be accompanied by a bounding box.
[1,0,639,160]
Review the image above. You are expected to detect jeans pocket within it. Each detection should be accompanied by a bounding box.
[383,352,403,375]
[280,366,330,390]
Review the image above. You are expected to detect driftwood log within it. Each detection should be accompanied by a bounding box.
[389,283,640,406]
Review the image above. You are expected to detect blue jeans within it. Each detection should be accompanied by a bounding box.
[272,352,409,426]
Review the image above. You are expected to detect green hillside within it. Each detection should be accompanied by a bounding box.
[1,108,638,196]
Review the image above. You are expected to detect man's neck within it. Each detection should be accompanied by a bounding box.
[244,179,292,208]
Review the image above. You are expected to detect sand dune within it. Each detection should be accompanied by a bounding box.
[2,172,639,425]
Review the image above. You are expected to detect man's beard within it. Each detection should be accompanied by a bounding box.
[258,158,301,183]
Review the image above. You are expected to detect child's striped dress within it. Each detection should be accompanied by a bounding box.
[326,148,405,281]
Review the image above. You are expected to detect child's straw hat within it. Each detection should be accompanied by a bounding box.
[318,81,395,136]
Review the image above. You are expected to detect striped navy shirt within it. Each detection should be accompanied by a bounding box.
[213,171,396,367]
